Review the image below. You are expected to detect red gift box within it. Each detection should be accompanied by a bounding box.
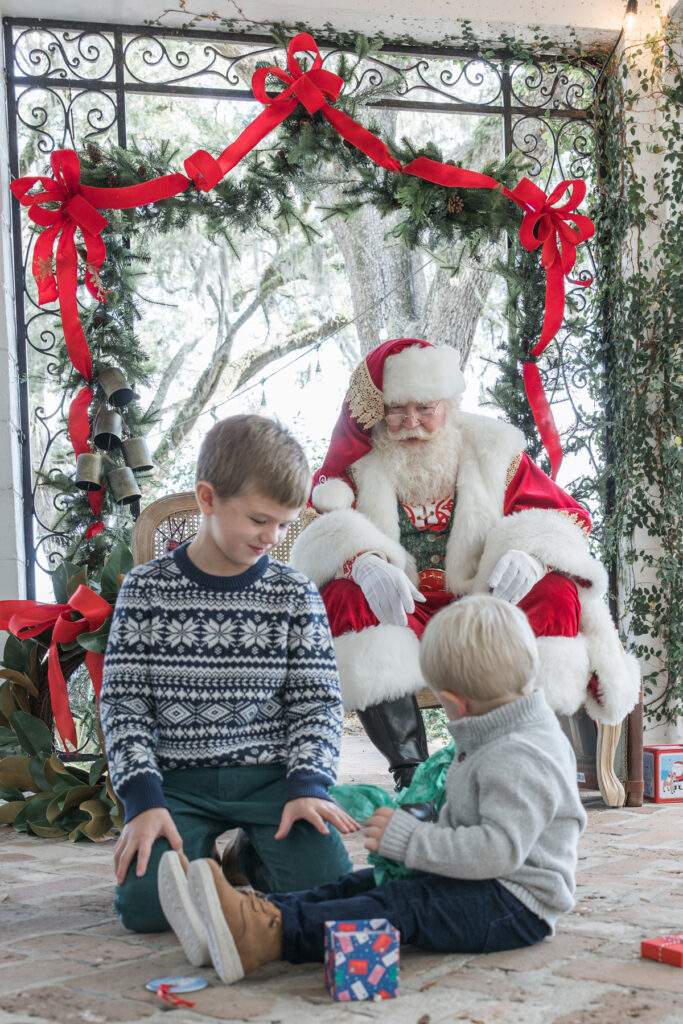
[641,934,683,967]
[643,745,683,803]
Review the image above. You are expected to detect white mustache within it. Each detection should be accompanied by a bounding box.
[391,426,431,441]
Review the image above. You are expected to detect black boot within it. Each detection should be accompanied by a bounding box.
[356,694,434,822]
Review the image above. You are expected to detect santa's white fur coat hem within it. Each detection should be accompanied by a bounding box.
[333,625,425,710]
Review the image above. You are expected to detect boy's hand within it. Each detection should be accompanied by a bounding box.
[275,797,360,840]
[364,806,395,851]
[113,807,182,885]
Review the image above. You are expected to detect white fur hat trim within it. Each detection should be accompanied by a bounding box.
[311,477,355,512]
[383,344,465,405]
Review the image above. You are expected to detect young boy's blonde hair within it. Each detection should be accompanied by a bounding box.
[196,415,311,507]
[420,594,538,701]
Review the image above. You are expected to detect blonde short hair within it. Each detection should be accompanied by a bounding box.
[420,594,538,701]
[196,415,311,507]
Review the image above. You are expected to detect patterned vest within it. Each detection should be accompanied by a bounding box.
[397,496,455,586]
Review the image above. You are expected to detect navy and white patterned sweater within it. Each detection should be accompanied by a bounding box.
[100,542,344,823]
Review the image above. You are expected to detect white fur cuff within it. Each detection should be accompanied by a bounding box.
[536,635,591,717]
[289,508,409,590]
[333,625,425,710]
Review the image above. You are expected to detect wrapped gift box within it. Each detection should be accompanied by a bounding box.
[324,919,399,1000]
[641,934,683,967]
[643,745,683,803]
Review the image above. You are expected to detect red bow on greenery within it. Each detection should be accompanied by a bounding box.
[507,178,595,479]
[11,150,190,380]
[11,150,189,532]
[0,586,113,751]
[509,177,594,357]
[185,32,402,191]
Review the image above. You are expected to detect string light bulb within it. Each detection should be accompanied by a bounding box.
[260,379,267,407]
[314,345,322,375]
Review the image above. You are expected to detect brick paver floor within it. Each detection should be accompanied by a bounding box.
[1,733,682,1024]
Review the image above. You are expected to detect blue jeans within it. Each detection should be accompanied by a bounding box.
[269,868,550,963]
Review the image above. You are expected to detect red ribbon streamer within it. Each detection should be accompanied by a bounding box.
[184,32,401,191]
[522,363,563,481]
[0,585,113,750]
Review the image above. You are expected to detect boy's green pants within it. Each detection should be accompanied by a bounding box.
[115,764,352,933]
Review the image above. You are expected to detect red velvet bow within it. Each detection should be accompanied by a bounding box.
[0,585,113,751]
[508,178,594,357]
[185,32,402,191]
[506,178,594,479]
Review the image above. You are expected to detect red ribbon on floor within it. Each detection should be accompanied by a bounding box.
[184,32,401,191]
[156,984,196,1008]
[0,585,113,750]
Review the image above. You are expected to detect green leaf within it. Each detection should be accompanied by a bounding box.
[77,619,111,654]
[88,756,108,786]
[100,542,134,598]
[9,711,54,757]
[2,636,30,674]
[0,785,25,801]
[29,754,54,792]
[51,562,83,605]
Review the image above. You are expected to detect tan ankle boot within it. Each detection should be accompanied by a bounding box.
[188,858,282,984]
[157,850,210,966]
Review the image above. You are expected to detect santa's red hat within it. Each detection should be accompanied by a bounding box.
[312,338,465,512]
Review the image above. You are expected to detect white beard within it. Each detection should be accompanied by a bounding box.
[371,407,461,505]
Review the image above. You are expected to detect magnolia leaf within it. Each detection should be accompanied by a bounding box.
[77,620,111,654]
[100,542,133,598]
[13,794,53,830]
[0,755,35,792]
[61,784,100,813]
[51,561,82,605]
[9,711,53,758]
[79,798,114,840]
[0,669,39,698]
[0,800,25,825]
[28,755,54,792]
[47,754,89,784]
[0,682,18,726]
[46,793,66,824]
[10,686,31,714]
[66,569,88,600]
[88,756,108,786]
[0,785,25,801]
[29,823,67,838]
[2,636,30,674]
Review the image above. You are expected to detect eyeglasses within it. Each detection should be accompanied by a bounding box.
[384,401,442,428]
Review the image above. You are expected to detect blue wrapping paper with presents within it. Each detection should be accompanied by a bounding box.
[324,919,400,1001]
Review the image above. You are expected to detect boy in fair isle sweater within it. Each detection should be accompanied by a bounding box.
[157,594,587,983]
[100,415,357,941]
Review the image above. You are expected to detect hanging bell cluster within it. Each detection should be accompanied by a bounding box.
[74,365,154,511]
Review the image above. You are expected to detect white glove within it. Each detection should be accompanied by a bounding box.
[488,549,545,606]
[352,554,426,626]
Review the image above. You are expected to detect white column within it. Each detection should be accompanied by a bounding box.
[618,1,681,743]
[0,4,28,602]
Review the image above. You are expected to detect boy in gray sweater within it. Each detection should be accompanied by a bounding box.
[158,594,587,983]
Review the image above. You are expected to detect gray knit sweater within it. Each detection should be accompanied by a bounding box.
[379,689,587,931]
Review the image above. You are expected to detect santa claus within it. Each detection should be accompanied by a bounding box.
[290,338,640,793]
